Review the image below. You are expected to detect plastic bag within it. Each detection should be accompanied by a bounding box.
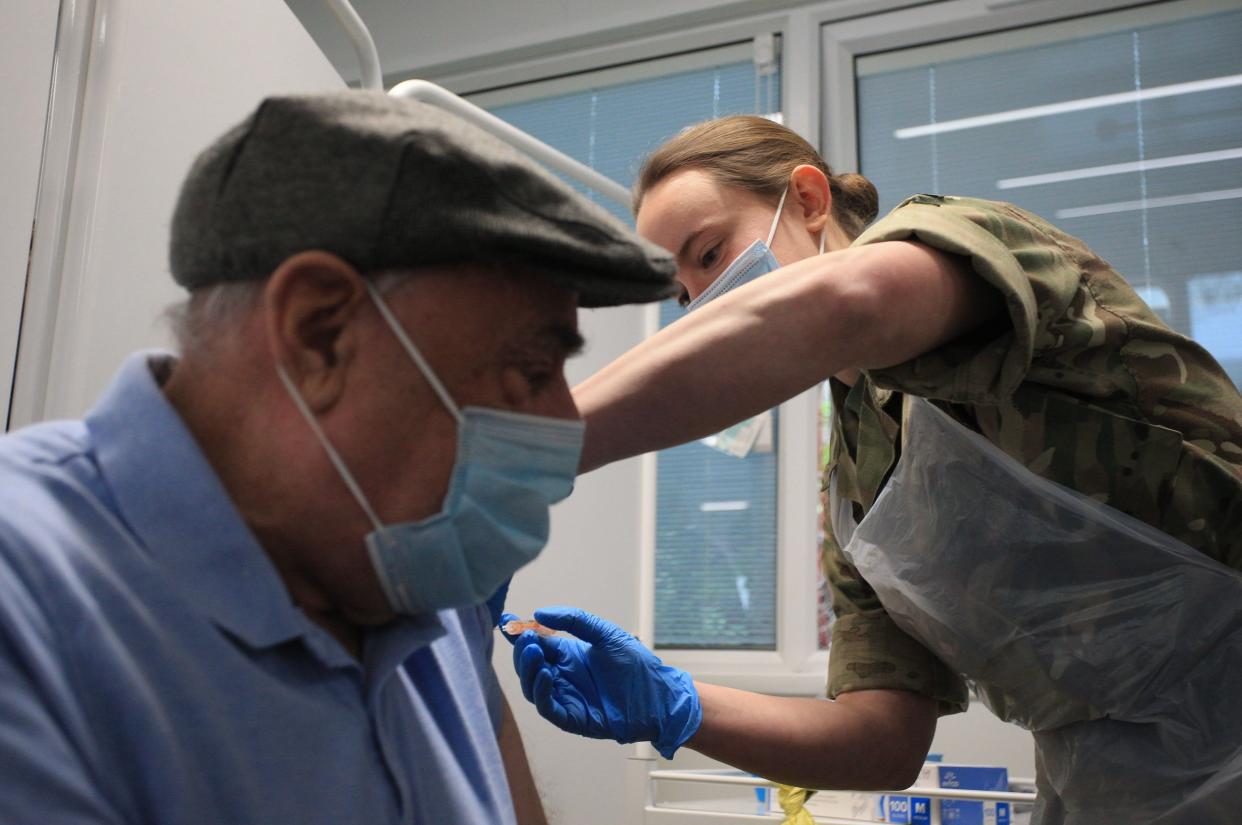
[841,398,1242,823]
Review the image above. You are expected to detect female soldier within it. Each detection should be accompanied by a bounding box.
[506,116,1242,822]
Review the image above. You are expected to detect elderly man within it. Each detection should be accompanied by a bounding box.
[0,92,674,824]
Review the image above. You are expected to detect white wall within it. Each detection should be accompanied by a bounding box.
[10,0,345,426]
[0,1,59,428]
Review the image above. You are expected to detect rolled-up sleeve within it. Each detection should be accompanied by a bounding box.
[851,196,1082,405]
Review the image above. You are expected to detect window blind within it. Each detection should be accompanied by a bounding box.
[856,4,1242,383]
[476,48,783,649]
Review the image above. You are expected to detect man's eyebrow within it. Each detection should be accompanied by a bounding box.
[521,322,585,358]
[550,323,586,357]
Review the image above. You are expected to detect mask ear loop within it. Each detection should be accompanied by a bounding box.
[365,282,465,427]
[819,228,827,255]
[765,187,790,247]
[276,364,386,533]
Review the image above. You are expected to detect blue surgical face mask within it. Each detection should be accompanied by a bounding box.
[276,283,585,616]
[684,186,826,312]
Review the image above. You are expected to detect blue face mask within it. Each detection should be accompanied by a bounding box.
[276,283,585,616]
[684,186,825,312]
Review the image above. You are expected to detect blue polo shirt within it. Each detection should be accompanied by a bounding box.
[0,353,515,825]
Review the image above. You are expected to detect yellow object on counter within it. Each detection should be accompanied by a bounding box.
[776,785,816,824]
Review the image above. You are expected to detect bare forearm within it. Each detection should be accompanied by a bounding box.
[497,695,548,825]
[685,683,937,791]
[574,242,998,472]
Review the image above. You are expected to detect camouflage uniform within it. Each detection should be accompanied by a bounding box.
[823,195,1242,714]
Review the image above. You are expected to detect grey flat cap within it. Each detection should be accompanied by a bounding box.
[169,91,676,307]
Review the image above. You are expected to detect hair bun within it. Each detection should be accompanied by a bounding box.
[832,173,880,232]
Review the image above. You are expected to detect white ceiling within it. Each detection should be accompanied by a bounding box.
[284,0,819,85]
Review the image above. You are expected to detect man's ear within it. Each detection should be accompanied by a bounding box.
[789,164,832,239]
[263,250,369,412]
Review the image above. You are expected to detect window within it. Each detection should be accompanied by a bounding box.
[654,304,781,650]
[472,41,789,654]
[474,41,780,223]
[853,0,1242,384]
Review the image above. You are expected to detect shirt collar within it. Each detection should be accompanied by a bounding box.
[85,352,314,649]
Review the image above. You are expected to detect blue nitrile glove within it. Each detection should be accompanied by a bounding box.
[485,578,512,628]
[499,606,701,759]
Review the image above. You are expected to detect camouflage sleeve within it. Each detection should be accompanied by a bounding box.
[851,195,1081,404]
[822,412,969,716]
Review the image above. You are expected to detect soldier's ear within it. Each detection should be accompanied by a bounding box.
[789,164,831,238]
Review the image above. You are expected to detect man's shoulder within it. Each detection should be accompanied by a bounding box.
[446,603,497,672]
[432,605,498,678]
[452,603,494,641]
[0,418,100,522]
[0,420,109,588]
[0,419,93,476]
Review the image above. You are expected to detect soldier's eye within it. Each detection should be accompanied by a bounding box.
[700,244,721,270]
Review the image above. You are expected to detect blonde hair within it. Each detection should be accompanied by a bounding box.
[634,115,879,239]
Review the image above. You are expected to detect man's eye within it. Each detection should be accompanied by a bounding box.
[524,368,554,391]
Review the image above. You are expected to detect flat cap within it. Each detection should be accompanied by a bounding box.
[170,91,676,307]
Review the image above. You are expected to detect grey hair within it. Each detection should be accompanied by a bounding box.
[165,269,415,357]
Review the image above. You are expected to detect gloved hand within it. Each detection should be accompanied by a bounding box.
[500,606,701,759]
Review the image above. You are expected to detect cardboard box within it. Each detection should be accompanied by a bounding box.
[884,793,934,824]
[925,763,1008,825]
[884,794,1010,825]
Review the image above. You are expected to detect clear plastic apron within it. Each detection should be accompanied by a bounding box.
[832,396,1242,824]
